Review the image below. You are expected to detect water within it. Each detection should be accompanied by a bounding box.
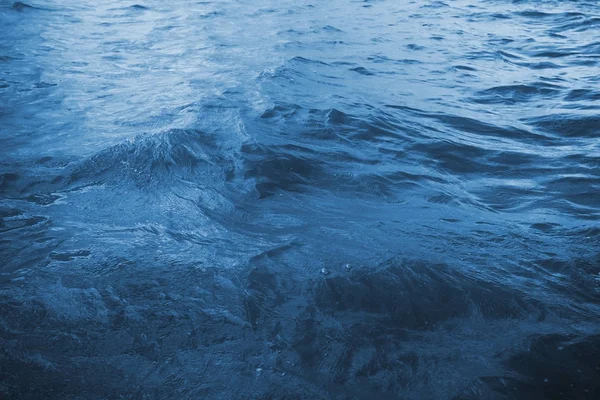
[1,0,599,398]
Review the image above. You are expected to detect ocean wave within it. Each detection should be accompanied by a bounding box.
[1,0,599,398]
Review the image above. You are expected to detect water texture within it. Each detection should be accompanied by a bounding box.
[1,0,599,398]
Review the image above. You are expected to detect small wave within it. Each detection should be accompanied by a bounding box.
[555,17,600,32]
[427,113,552,143]
[473,83,562,104]
[349,66,375,76]
[129,4,149,10]
[524,114,600,138]
[11,2,34,11]
[241,142,327,198]
[517,10,586,19]
[564,89,600,102]
[69,129,230,187]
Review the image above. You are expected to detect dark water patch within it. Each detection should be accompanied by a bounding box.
[487,151,544,168]
[524,114,600,138]
[498,50,523,60]
[503,334,600,399]
[530,222,561,232]
[452,376,544,400]
[406,43,425,51]
[241,256,559,398]
[571,59,599,67]
[544,175,600,194]
[199,10,224,19]
[0,172,22,192]
[314,262,543,322]
[260,103,303,120]
[429,113,551,143]
[564,89,600,101]
[259,104,425,147]
[252,7,277,16]
[239,138,416,200]
[23,193,61,205]
[473,83,562,104]
[561,256,600,302]
[453,65,477,71]
[350,66,375,76]
[532,50,575,58]
[129,4,149,10]
[366,55,390,63]
[241,143,326,198]
[110,4,150,12]
[568,257,600,290]
[496,51,569,70]
[410,140,495,175]
[570,226,600,240]
[0,214,47,234]
[420,1,449,9]
[11,2,33,11]
[395,58,421,65]
[517,10,550,18]
[563,192,600,208]
[320,25,343,33]
[549,32,568,39]
[441,218,461,223]
[555,17,600,33]
[259,57,346,88]
[517,10,586,19]
[429,193,459,205]
[578,42,600,55]
[290,56,330,66]
[33,81,57,89]
[345,171,424,195]
[511,60,564,70]
[0,207,22,219]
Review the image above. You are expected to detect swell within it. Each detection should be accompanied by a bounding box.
[3,98,598,234]
[1,129,235,201]
[250,100,600,220]
[68,129,233,188]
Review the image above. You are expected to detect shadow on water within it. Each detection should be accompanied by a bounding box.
[1,250,599,399]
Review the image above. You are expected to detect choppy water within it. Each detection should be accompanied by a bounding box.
[1,0,599,398]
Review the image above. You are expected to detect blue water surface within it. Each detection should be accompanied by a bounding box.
[1,0,599,398]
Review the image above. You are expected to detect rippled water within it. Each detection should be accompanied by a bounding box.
[1,0,599,398]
